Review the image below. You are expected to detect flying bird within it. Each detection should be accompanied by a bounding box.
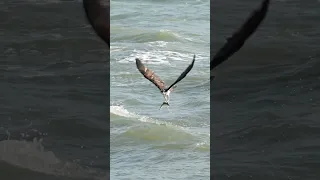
[83,0,110,48]
[211,0,270,79]
[136,55,196,109]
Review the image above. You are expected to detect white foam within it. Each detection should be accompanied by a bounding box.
[110,105,137,118]
[195,140,210,149]
[117,49,198,66]
[118,50,171,65]
[110,105,188,132]
[110,45,125,53]
[158,29,195,43]
[110,105,211,149]
[147,41,168,48]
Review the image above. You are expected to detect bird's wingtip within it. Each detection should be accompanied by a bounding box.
[135,58,141,64]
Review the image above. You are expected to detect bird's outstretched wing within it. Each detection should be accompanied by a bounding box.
[164,55,196,92]
[210,0,270,70]
[136,58,166,91]
[83,0,110,47]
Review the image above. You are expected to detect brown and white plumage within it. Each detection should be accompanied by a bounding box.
[136,59,166,92]
[136,55,196,108]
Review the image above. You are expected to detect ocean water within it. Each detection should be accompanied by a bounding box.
[4,0,318,179]
[110,0,210,179]
[211,0,320,179]
[1,0,109,179]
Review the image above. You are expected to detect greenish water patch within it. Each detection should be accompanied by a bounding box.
[110,0,209,179]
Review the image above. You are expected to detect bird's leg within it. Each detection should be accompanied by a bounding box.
[162,91,170,103]
[159,92,170,110]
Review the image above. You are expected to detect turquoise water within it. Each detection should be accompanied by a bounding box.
[110,0,210,179]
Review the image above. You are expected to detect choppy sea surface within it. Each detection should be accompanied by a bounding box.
[110,0,210,179]
[1,0,109,179]
[4,0,317,180]
[211,0,320,179]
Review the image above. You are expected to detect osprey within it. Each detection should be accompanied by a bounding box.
[82,0,271,103]
[136,55,195,109]
[211,0,270,78]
